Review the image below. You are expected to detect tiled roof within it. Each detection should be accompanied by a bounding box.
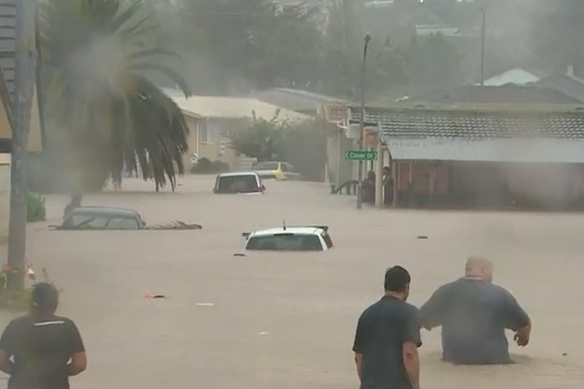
[387,138,584,163]
[413,85,579,105]
[349,105,584,139]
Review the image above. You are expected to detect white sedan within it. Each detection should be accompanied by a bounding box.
[242,225,333,251]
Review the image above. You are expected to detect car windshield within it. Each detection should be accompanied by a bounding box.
[67,213,139,230]
[246,233,323,251]
[216,175,260,193]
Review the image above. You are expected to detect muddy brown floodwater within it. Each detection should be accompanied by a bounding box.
[2,175,584,389]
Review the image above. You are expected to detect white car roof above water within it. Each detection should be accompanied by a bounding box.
[217,171,260,178]
[249,226,326,237]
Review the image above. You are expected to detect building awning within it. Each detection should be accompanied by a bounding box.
[386,137,584,163]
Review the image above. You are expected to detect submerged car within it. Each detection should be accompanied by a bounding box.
[242,225,333,251]
[251,161,300,181]
[56,206,202,230]
[214,172,265,194]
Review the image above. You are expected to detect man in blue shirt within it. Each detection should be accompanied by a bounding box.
[418,257,531,365]
[353,266,422,389]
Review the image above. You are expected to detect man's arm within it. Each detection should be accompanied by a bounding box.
[501,290,531,347]
[352,315,366,382]
[419,285,447,330]
[403,307,422,389]
[66,321,87,376]
[0,321,16,375]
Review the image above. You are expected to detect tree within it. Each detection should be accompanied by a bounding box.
[229,110,288,162]
[402,33,462,94]
[40,0,191,198]
[179,0,323,92]
[321,0,407,99]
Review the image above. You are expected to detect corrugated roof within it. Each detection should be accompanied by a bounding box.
[164,90,310,122]
[386,137,584,163]
[349,105,584,139]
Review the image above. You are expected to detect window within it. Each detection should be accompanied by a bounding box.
[322,232,333,248]
[68,214,110,229]
[198,120,214,144]
[215,175,260,193]
[246,234,323,251]
[281,163,295,172]
[107,217,140,230]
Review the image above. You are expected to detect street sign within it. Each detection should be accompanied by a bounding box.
[345,150,378,161]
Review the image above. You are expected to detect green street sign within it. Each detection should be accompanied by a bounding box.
[345,150,378,161]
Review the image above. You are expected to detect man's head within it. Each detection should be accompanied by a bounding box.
[30,282,59,317]
[465,256,493,282]
[384,266,411,300]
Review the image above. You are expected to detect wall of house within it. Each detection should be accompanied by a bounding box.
[0,154,9,264]
[184,117,245,171]
[396,162,449,194]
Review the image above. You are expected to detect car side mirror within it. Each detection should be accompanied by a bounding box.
[261,185,266,191]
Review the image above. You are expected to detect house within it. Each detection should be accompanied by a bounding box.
[165,91,311,170]
[249,88,345,116]
[0,0,44,260]
[348,104,584,209]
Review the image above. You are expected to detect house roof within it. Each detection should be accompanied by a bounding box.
[249,88,345,113]
[349,105,584,139]
[535,73,584,103]
[480,68,543,87]
[413,85,579,105]
[348,105,584,162]
[164,90,311,122]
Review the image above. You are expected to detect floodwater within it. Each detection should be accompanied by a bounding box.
[4,175,584,389]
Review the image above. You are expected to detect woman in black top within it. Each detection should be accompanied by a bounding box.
[0,282,87,389]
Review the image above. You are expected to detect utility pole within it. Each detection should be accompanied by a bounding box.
[357,33,371,210]
[7,0,37,292]
[480,8,486,86]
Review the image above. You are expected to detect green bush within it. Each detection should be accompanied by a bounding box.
[190,158,230,174]
[27,192,46,222]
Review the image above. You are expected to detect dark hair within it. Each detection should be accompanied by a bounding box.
[384,266,411,292]
[31,282,59,315]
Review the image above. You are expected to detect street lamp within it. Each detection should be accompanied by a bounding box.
[357,33,372,210]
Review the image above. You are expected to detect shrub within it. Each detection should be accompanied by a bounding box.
[0,266,55,312]
[27,192,46,222]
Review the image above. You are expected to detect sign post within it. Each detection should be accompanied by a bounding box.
[345,150,378,161]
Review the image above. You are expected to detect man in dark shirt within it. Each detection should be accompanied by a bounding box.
[419,257,531,365]
[353,266,422,389]
[0,282,87,389]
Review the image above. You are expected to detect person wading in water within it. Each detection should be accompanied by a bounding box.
[0,282,87,389]
[419,257,531,365]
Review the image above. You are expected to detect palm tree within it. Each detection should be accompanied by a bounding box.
[39,0,191,201]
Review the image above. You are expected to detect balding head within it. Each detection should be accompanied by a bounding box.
[465,256,493,282]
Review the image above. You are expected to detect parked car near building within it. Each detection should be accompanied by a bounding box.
[252,161,300,180]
